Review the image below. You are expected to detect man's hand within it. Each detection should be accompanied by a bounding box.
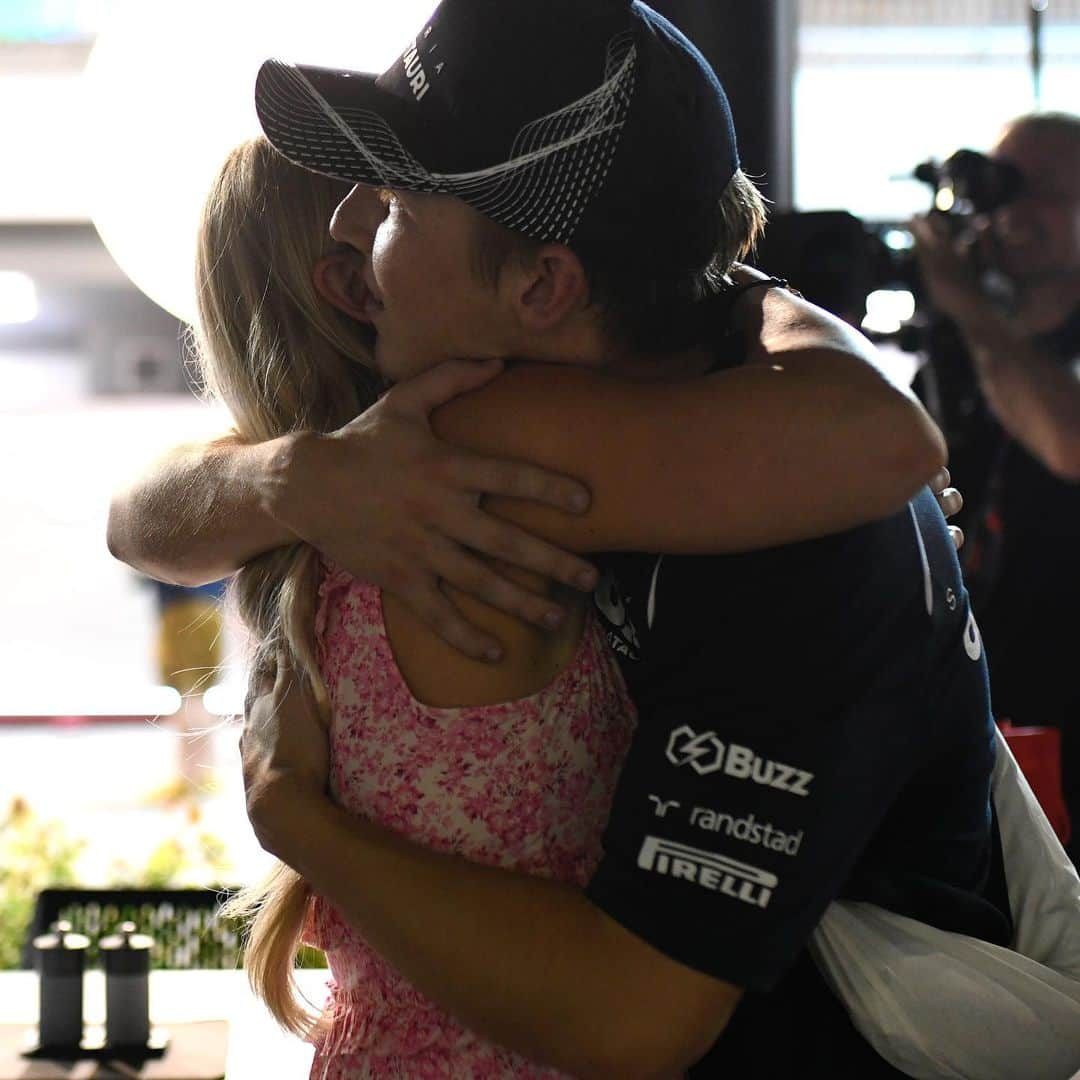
[240,658,330,855]
[910,214,1005,337]
[266,358,598,662]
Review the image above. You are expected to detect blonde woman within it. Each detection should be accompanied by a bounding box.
[173,127,958,1078]
[195,139,638,1077]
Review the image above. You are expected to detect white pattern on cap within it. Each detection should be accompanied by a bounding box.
[258,33,636,244]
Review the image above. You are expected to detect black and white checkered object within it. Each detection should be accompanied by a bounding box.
[257,33,636,246]
[255,0,739,272]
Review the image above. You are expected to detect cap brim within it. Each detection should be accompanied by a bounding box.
[255,59,445,192]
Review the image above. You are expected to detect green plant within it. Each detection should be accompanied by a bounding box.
[0,795,325,971]
[106,804,233,890]
[0,796,236,970]
[0,798,86,969]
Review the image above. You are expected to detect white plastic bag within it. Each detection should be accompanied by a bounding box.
[810,727,1080,1080]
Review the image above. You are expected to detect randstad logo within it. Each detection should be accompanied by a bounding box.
[665,725,814,797]
[689,807,804,856]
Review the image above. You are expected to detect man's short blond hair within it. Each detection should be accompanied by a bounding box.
[470,169,769,352]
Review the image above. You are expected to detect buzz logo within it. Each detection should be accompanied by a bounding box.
[666,727,724,773]
[638,836,777,908]
[665,725,814,797]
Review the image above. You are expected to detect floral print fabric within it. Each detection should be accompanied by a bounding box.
[306,560,636,1079]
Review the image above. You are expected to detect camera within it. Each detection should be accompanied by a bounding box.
[751,149,1026,344]
[912,149,1025,219]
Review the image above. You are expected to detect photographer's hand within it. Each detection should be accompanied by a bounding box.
[910,215,1009,337]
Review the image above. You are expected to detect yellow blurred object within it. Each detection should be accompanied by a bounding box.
[156,597,223,697]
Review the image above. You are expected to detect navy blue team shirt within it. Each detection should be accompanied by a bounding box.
[584,472,1011,1073]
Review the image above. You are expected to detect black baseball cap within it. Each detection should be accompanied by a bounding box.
[255,0,739,274]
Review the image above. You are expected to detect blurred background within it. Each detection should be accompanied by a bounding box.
[1,0,1077,970]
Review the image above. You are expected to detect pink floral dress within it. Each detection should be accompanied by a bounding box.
[306,560,637,1079]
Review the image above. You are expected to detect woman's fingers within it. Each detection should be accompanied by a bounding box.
[939,486,963,519]
[334,359,602,657]
[442,502,598,596]
[397,577,506,663]
[929,467,951,494]
[385,360,593,517]
[386,357,504,416]
[929,468,963,520]
[931,471,966,548]
[449,446,592,519]
[427,531,581,629]
[370,527,593,661]
[243,662,277,723]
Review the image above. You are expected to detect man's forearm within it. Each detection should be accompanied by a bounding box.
[106,434,301,584]
[260,782,711,1079]
[962,321,1080,480]
[741,284,948,502]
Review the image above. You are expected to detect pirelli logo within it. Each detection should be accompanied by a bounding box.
[637,836,778,909]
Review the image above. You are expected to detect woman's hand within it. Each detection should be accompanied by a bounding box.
[930,467,965,550]
[265,358,598,663]
[240,658,330,856]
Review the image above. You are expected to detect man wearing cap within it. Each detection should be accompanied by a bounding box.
[111,2,1011,1075]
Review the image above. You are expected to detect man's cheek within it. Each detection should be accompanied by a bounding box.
[369,230,394,288]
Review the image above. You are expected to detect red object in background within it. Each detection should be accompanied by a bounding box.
[998,720,1072,846]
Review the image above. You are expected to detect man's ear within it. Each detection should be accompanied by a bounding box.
[313,251,369,321]
[508,244,590,333]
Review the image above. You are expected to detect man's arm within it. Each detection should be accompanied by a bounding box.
[911,214,1080,480]
[964,330,1080,481]
[109,282,945,650]
[433,284,946,556]
[242,670,740,1079]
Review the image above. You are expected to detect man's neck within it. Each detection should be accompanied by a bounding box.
[603,344,716,382]
[514,318,716,382]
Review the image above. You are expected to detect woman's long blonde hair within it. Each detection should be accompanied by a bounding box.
[192,136,381,1035]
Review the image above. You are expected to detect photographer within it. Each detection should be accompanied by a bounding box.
[912,112,1080,863]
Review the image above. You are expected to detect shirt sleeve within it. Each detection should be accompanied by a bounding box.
[585,691,924,991]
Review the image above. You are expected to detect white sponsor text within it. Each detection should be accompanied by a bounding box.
[665,725,814,797]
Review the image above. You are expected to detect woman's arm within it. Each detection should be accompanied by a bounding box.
[106,433,297,586]
[432,285,947,554]
[106,361,598,660]
[242,668,740,1079]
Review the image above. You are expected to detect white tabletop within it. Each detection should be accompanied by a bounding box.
[0,968,330,1079]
